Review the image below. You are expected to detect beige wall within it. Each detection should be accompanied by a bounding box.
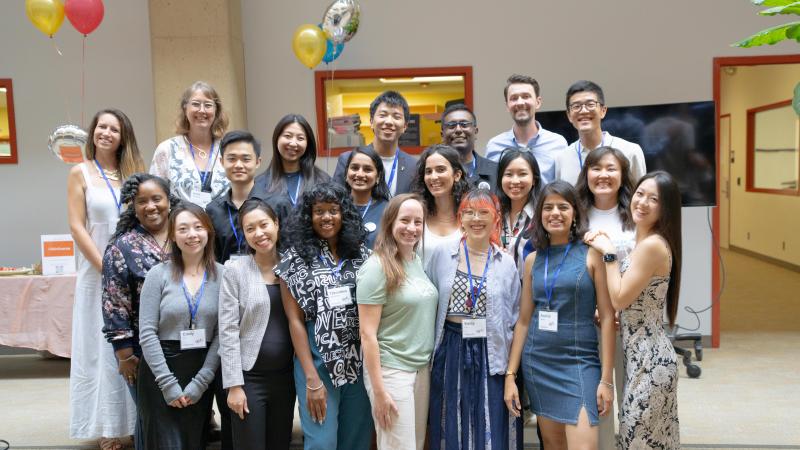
[0,1,155,266]
[721,63,800,266]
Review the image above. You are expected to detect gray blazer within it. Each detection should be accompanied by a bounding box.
[218,255,274,388]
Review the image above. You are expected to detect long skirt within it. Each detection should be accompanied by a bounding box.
[429,321,521,450]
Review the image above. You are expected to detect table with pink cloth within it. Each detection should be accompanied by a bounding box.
[0,274,76,357]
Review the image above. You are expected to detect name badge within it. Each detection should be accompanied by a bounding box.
[538,310,558,332]
[326,286,352,309]
[190,190,212,208]
[462,318,487,338]
[180,328,207,350]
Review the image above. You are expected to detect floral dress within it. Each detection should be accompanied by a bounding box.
[150,135,229,206]
[618,256,680,449]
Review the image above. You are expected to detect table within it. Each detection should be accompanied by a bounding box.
[0,274,76,357]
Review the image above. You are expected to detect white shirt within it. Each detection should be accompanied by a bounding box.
[420,225,462,270]
[588,206,636,260]
[381,155,398,196]
[555,132,647,186]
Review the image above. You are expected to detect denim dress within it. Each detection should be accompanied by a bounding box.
[522,241,601,426]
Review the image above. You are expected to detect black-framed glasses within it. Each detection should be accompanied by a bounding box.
[568,100,603,113]
[443,120,474,130]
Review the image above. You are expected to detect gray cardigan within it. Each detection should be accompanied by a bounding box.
[138,261,223,404]
[218,255,275,388]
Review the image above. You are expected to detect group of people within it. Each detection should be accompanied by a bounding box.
[66,75,683,450]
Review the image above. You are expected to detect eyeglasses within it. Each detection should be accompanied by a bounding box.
[189,101,216,111]
[443,120,474,130]
[461,209,493,220]
[568,100,603,113]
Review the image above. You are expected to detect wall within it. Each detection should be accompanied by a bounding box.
[241,0,796,337]
[721,63,800,266]
[0,2,155,265]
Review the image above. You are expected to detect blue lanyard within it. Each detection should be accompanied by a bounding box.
[468,158,477,178]
[288,173,303,207]
[386,151,399,194]
[188,141,216,186]
[543,243,572,310]
[181,271,207,329]
[463,240,492,312]
[226,205,243,254]
[318,252,345,283]
[575,133,607,169]
[93,160,121,212]
[360,197,373,219]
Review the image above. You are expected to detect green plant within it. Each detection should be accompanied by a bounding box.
[733,0,800,47]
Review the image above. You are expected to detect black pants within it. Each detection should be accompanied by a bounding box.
[230,367,296,450]
[214,370,234,449]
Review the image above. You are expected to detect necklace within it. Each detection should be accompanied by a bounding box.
[186,137,209,159]
[102,168,121,181]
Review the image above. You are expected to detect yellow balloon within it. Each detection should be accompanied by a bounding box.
[292,24,327,69]
[25,0,65,37]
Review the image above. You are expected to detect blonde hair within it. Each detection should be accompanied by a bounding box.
[373,194,425,296]
[175,81,229,139]
[84,108,145,179]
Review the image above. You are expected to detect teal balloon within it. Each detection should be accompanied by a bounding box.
[323,39,344,64]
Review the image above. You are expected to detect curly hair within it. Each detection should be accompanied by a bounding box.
[111,173,180,242]
[574,146,635,231]
[530,181,588,250]
[411,144,471,217]
[285,182,366,263]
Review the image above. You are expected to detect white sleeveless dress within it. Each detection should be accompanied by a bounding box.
[69,163,136,438]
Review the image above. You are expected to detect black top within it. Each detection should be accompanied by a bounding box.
[251,167,332,208]
[465,151,498,192]
[205,187,291,263]
[356,198,388,250]
[250,283,293,372]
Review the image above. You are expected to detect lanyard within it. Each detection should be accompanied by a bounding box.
[543,243,572,310]
[93,160,121,212]
[226,205,243,254]
[360,197,373,219]
[181,271,207,329]
[188,140,216,187]
[501,211,529,248]
[575,133,607,169]
[287,173,303,207]
[468,158,477,178]
[386,151,399,194]
[318,252,345,283]
[463,240,492,312]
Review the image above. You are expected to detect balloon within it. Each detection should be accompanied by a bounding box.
[322,38,344,64]
[65,0,104,36]
[25,0,65,37]
[48,124,88,164]
[321,0,360,44]
[292,24,327,69]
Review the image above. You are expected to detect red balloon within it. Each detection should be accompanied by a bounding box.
[65,0,104,35]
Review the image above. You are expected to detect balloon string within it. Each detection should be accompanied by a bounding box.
[52,36,72,124]
[50,37,63,56]
[81,36,86,128]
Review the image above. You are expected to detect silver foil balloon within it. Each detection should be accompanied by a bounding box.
[48,124,88,164]
[321,0,360,44]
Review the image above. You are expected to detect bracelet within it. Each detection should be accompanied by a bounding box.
[600,381,614,389]
[120,354,137,362]
[306,382,324,391]
[505,370,516,378]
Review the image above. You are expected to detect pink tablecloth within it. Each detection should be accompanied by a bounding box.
[0,274,76,357]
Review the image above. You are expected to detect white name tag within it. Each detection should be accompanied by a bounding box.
[326,286,352,309]
[180,328,207,350]
[462,318,487,338]
[538,310,558,332]
[190,190,213,208]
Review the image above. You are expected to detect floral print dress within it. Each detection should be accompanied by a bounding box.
[618,256,680,449]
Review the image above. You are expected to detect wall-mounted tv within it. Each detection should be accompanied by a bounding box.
[536,100,717,207]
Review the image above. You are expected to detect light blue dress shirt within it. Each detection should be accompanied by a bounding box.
[485,121,568,184]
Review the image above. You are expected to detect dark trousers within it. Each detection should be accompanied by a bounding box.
[214,370,234,450]
[229,367,296,450]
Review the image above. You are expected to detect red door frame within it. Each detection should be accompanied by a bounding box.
[712,54,800,348]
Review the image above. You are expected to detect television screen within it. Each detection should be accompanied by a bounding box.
[536,101,717,207]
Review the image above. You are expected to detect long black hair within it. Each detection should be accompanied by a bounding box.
[342,146,391,201]
[266,114,327,196]
[285,182,366,263]
[111,173,180,241]
[636,171,682,327]
[530,181,588,250]
[574,146,635,231]
[496,148,542,218]
[411,144,471,216]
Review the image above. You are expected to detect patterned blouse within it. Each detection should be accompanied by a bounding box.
[102,225,170,352]
[274,240,369,387]
[149,135,229,205]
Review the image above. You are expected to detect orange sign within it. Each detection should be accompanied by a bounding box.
[43,241,75,257]
[59,145,85,164]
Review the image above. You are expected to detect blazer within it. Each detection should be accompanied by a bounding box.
[466,151,498,192]
[332,144,416,195]
[218,255,274,388]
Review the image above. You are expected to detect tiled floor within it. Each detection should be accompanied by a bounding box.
[1,249,798,449]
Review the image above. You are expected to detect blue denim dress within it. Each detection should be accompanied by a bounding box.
[522,241,601,426]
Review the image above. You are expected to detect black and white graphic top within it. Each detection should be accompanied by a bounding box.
[275,240,368,387]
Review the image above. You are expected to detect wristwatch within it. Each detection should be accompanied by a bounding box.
[602,253,618,263]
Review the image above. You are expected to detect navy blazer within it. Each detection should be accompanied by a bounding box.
[466,151,498,192]
[332,144,417,196]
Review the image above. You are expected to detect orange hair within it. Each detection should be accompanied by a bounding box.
[457,189,502,246]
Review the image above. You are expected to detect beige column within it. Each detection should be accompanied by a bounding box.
[149,0,247,144]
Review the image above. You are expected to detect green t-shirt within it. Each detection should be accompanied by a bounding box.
[356,254,438,371]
